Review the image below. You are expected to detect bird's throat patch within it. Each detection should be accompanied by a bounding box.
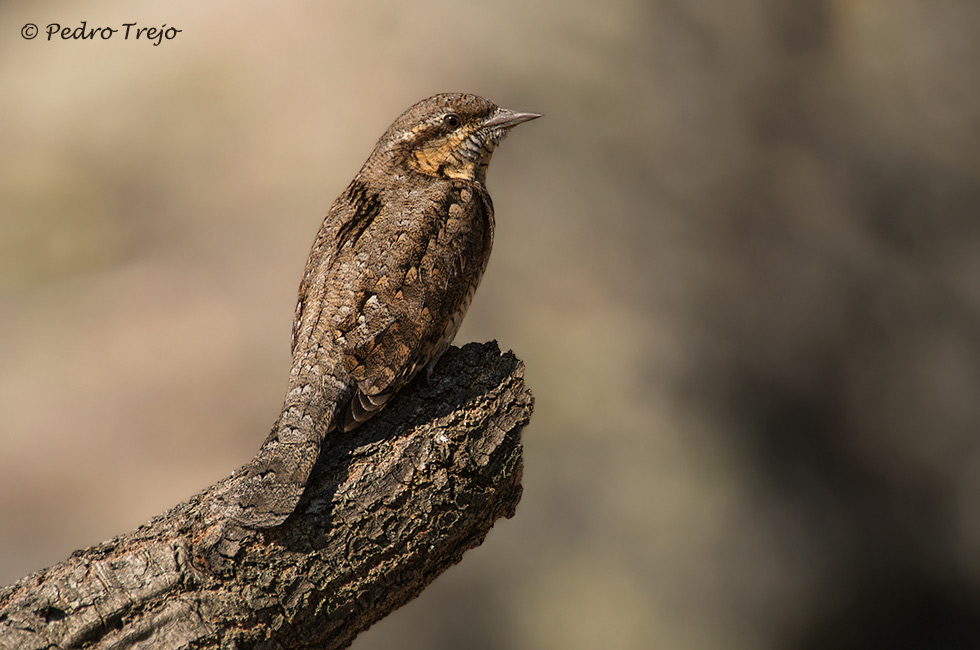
[411,133,480,181]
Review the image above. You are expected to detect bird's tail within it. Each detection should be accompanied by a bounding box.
[226,372,344,528]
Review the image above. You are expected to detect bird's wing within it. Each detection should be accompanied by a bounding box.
[292,178,383,354]
[337,179,494,431]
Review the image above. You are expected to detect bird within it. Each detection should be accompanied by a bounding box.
[230,93,541,528]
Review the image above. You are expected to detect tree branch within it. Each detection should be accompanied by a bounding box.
[0,341,532,650]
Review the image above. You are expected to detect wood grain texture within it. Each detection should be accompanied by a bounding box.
[0,342,532,650]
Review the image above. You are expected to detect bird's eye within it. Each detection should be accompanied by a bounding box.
[443,113,461,128]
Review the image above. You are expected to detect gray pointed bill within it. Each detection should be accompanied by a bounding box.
[483,108,543,130]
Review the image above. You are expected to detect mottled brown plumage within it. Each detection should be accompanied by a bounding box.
[231,93,540,528]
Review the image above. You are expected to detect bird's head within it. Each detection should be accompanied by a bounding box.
[372,93,541,184]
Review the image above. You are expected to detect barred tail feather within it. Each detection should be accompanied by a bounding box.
[228,379,342,528]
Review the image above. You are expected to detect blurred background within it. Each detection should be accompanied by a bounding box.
[2,0,980,647]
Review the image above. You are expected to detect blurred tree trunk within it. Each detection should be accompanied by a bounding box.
[0,342,532,650]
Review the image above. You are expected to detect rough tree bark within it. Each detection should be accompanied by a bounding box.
[0,342,532,650]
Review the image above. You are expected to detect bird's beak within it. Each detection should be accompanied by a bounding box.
[483,108,543,130]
